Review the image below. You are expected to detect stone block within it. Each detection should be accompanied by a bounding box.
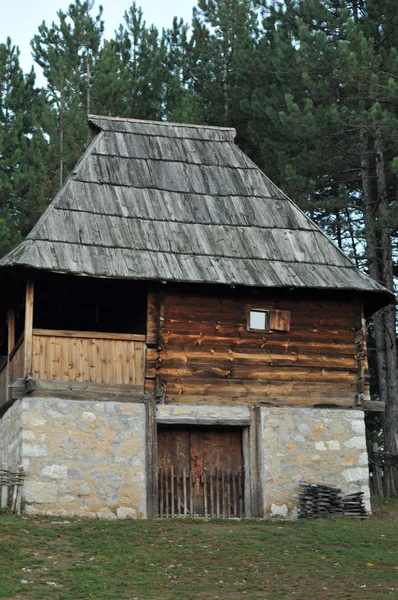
[116,507,137,519]
[24,481,57,504]
[40,464,68,479]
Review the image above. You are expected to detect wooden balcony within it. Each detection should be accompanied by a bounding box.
[0,329,146,406]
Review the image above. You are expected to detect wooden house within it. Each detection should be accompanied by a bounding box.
[0,116,392,518]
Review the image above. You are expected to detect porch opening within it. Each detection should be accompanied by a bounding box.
[157,425,244,518]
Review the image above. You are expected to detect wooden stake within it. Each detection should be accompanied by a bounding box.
[159,467,163,518]
[183,468,187,516]
[171,465,175,518]
[15,466,24,515]
[1,462,8,509]
[203,471,208,518]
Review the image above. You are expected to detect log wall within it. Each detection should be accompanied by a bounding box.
[146,288,366,408]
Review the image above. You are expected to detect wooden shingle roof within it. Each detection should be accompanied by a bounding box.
[0,115,391,303]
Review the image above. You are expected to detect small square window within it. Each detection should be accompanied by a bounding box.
[249,309,268,331]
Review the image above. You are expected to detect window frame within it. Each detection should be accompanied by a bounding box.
[246,306,270,332]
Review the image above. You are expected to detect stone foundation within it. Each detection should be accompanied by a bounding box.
[17,398,146,518]
[0,400,370,519]
[0,400,22,470]
[260,407,370,517]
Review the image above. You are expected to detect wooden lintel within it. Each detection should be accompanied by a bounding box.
[156,417,251,427]
[362,400,385,412]
[24,280,34,375]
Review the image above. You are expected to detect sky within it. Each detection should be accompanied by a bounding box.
[0,0,195,79]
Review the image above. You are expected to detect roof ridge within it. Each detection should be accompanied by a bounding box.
[88,114,236,133]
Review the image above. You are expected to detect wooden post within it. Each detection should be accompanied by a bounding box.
[1,462,8,509]
[15,466,24,514]
[146,399,158,517]
[24,280,34,375]
[372,443,383,498]
[6,309,15,402]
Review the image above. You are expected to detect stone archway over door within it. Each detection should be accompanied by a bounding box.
[157,426,244,517]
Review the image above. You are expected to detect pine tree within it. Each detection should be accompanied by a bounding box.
[91,3,168,120]
[0,38,47,257]
[31,0,104,187]
[258,0,398,456]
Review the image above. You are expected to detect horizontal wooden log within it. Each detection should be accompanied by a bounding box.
[156,365,357,382]
[147,347,356,369]
[162,333,356,354]
[164,378,356,398]
[164,293,353,313]
[163,393,355,408]
[10,378,148,402]
[362,400,385,412]
[33,329,146,342]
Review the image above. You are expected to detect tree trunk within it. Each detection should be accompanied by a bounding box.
[374,127,398,458]
[360,129,389,412]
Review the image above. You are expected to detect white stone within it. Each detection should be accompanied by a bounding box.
[22,431,35,441]
[315,441,327,451]
[359,452,369,466]
[59,495,76,504]
[327,440,340,451]
[22,458,31,471]
[351,419,365,435]
[22,444,47,457]
[342,467,369,483]
[82,411,96,421]
[97,508,117,520]
[24,481,57,503]
[40,464,68,479]
[116,506,137,519]
[298,423,311,435]
[29,415,46,427]
[270,503,288,518]
[344,436,366,449]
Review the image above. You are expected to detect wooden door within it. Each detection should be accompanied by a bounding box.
[157,426,243,517]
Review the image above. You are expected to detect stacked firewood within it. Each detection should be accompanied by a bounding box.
[298,482,368,519]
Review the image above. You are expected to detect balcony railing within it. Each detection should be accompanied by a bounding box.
[31,329,146,386]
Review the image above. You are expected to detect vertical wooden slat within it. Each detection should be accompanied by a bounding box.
[227,471,231,518]
[159,467,164,517]
[190,472,194,517]
[238,471,243,517]
[177,470,181,516]
[222,468,226,518]
[210,469,214,517]
[232,472,237,517]
[24,280,34,375]
[171,465,175,518]
[183,468,187,516]
[203,471,208,518]
[165,467,170,518]
[216,467,220,518]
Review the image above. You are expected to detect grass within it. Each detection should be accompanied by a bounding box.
[0,499,397,599]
